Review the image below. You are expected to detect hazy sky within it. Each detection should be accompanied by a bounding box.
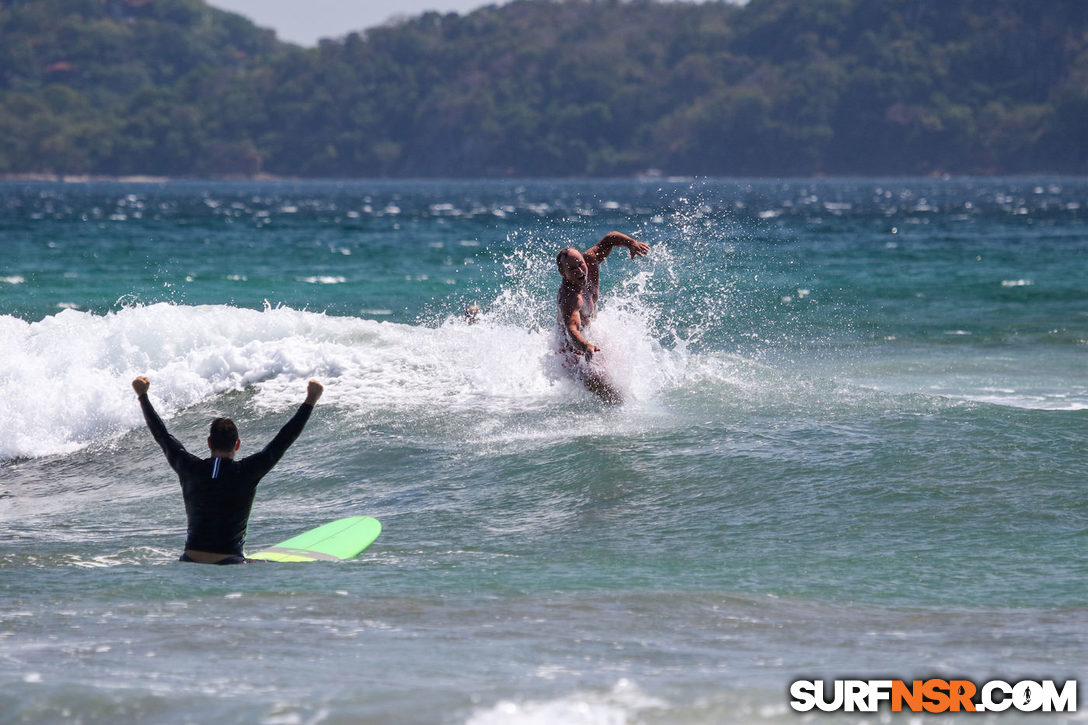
[207,1,499,46]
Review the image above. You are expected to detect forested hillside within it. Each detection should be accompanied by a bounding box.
[2,0,1086,177]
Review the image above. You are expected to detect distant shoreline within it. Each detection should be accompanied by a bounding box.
[0,173,289,184]
[4,171,1086,185]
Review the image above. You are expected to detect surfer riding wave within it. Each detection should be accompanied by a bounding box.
[555,231,649,404]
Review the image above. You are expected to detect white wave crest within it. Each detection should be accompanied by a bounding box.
[1,303,361,458]
[0,299,696,459]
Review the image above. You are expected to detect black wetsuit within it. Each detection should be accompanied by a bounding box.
[138,394,313,562]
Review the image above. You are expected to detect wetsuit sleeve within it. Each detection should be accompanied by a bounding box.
[138,394,194,473]
[243,403,314,480]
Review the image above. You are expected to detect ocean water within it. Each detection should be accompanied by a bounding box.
[1,177,1085,724]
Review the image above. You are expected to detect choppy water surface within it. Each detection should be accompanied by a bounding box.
[1,178,1086,723]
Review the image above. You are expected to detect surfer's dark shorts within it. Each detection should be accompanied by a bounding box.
[178,553,255,565]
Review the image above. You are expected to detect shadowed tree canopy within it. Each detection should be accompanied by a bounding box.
[1,0,1086,176]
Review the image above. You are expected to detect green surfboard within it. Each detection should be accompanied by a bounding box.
[248,516,381,562]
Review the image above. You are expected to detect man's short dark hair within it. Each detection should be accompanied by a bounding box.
[556,247,574,267]
[209,417,239,451]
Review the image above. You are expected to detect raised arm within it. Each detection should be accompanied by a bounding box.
[132,376,193,472]
[243,380,322,478]
[585,231,649,266]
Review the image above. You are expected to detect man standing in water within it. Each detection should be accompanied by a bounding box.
[556,231,649,403]
[132,376,323,564]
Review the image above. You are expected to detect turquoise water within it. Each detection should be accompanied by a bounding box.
[1,178,1086,723]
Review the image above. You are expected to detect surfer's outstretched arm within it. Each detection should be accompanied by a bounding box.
[585,231,649,265]
[242,380,323,478]
[132,376,194,472]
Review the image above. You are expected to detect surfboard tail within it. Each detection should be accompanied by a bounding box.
[248,516,381,562]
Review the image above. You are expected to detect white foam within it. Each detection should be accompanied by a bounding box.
[947,391,1088,411]
[466,679,665,725]
[1,295,705,459]
[1,303,371,458]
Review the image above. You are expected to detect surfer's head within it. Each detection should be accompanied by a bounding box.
[556,247,588,284]
[208,417,240,454]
